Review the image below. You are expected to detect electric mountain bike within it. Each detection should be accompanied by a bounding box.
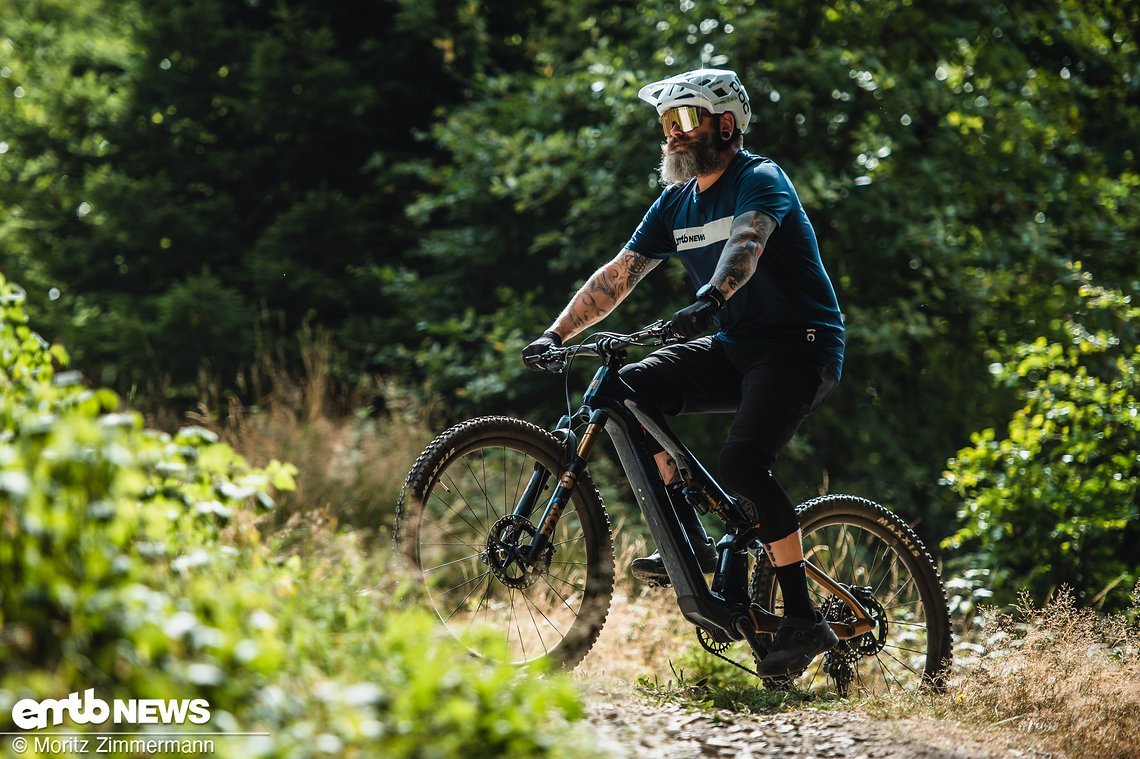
[394,321,952,696]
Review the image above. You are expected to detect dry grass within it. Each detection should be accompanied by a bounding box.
[227,389,434,535]
[861,582,1140,759]
[946,584,1140,759]
[575,527,695,686]
[224,378,1139,758]
[580,532,1140,759]
[187,329,437,535]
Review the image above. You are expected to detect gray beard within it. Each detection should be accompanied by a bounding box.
[658,132,727,186]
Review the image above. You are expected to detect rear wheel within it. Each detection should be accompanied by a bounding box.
[750,495,952,696]
[395,416,614,669]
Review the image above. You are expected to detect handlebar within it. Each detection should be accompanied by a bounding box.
[525,319,679,373]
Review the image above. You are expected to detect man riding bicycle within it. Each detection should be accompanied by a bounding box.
[522,69,845,677]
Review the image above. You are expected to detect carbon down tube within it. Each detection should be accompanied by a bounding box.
[602,406,743,640]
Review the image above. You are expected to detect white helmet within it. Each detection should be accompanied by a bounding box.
[637,69,752,134]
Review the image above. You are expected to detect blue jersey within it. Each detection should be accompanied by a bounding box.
[626,150,845,378]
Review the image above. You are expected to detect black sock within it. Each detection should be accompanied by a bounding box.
[773,561,816,620]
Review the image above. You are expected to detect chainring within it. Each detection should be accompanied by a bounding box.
[696,626,732,656]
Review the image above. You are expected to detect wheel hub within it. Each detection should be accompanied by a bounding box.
[482,515,550,589]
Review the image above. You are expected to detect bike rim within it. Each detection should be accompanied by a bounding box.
[771,518,940,694]
[415,443,593,665]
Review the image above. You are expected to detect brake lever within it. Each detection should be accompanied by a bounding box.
[660,319,684,344]
[530,350,566,374]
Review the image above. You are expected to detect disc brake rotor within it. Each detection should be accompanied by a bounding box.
[483,514,550,589]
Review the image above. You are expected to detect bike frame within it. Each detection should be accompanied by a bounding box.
[513,333,876,650]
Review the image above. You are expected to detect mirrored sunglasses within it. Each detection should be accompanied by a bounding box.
[660,106,708,135]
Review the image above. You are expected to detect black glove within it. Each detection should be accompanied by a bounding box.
[670,299,719,340]
[521,330,562,369]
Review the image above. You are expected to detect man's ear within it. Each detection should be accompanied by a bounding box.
[720,112,736,139]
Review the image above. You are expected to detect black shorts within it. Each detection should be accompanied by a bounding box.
[618,336,837,468]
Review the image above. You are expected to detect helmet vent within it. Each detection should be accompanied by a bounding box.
[712,86,729,97]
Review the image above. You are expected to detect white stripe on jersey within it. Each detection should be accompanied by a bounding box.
[673,215,733,251]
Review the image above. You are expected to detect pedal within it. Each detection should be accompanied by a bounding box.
[630,556,671,587]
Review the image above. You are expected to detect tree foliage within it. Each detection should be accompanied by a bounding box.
[944,272,1138,609]
[396,0,1140,543]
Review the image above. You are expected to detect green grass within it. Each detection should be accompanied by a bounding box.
[636,670,836,714]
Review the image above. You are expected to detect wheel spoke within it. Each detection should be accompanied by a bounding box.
[511,448,527,512]
[435,570,491,598]
[459,458,492,534]
[524,598,549,655]
[442,573,492,622]
[518,589,561,652]
[878,644,922,680]
[419,515,483,554]
[423,553,482,573]
[882,641,930,657]
[873,653,904,691]
[530,580,575,635]
[430,485,487,544]
[539,573,579,616]
[544,571,586,594]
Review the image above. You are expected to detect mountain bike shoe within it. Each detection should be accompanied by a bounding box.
[755,612,840,678]
[630,538,718,587]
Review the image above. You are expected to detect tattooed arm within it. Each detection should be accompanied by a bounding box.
[548,249,662,341]
[707,211,777,300]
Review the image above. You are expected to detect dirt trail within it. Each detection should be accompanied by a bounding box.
[582,690,1062,758]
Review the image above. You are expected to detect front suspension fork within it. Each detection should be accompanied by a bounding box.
[514,409,607,563]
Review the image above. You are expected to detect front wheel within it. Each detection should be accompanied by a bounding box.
[395,416,614,670]
[750,495,952,696]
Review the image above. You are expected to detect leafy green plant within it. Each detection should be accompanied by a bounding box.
[3,0,1138,554]
[0,276,594,757]
[943,270,1138,609]
[0,272,294,695]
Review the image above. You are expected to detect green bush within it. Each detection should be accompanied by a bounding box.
[0,275,592,757]
[943,269,1139,610]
